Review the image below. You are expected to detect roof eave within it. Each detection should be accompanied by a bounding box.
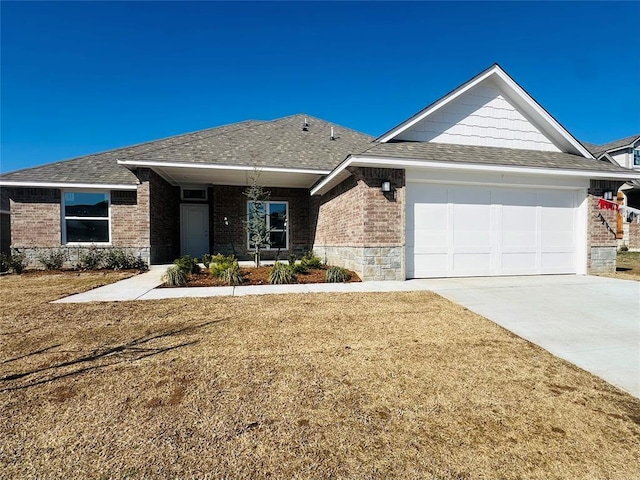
[310,154,640,196]
[0,180,138,190]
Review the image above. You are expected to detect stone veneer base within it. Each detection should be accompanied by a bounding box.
[314,245,404,281]
[588,246,617,274]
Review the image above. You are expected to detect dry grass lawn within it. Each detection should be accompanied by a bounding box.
[1,272,639,479]
[616,251,640,279]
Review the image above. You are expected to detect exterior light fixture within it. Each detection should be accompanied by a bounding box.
[381,181,392,193]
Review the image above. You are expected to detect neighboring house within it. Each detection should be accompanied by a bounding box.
[583,135,640,250]
[1,64,639,279]
[583,135,640,207]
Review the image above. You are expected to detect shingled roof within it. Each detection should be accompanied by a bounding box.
[0,120,262,185]
[120,114,374,171]
[359,141,635,173]
[582,134,640,158]
[0,116,374,185]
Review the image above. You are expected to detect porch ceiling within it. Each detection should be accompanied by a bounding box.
[119,161,330,189]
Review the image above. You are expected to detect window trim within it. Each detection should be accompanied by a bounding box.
[61,189,112,245]
[246,200,289,251]
[633,148,640,167]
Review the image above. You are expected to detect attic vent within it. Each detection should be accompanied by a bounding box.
[302,117,309,131]
[330,126,335,141]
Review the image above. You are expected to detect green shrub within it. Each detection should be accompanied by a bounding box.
[1,251,28,274]
[269,261,295,285]
[209,254,236,278]
[37,249,67,270]
[291,262,308,274]
[325,266,350,283]
[162,265,188,287]
[288,253,298,265]
[174,255,200,274]
[104,249,148,271]
[219,261,244,286]
[78,247,104,270]
[202,253,213,269]
[300,251,322,270]
[130,256,149,271]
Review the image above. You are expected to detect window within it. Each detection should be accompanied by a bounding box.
[634,148,640,167]
[63,191,110,243]
[247,201,288,249]
[181,187,207,201]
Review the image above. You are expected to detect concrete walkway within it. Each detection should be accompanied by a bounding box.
[53,265,430,303]
[54,269,639,397]
[414,275,640,398]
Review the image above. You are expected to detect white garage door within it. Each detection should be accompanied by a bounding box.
[406,183,581,278]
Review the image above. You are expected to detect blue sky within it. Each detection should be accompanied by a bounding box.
[1,1,639,174]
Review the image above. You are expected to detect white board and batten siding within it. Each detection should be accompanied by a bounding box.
[405,171,588,278]
[396,81,561,153]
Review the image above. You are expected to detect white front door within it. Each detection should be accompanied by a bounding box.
[180,204,209,258]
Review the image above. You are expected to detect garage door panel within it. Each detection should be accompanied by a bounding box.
[541,252,575,272]
[501,253,537,274]
[406,182,580,278]
[452,253,491,276]
[452,203,492,248]
[413,254,448,277]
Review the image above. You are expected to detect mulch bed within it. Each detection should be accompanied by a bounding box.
[169,265,361,287]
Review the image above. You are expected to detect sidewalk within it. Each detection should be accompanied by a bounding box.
[53,265,430,303]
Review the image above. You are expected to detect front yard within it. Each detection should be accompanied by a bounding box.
[1,273,639,479]
[616,250,640,278]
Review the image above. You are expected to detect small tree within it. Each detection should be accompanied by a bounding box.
[243,176,271,267]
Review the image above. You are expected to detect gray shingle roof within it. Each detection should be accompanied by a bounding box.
[359,141,635,173]
[0,120,264,185]
[0,116,373,185]
[582,134,640,157]
[122,114,374,171]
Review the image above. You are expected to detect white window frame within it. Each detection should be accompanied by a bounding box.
[633,148,640,167]
[246,200,289,250]
[61,190,112,245]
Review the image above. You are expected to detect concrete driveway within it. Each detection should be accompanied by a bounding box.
[411,275,640,398]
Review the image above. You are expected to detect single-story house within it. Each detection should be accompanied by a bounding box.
[2,64,640,279]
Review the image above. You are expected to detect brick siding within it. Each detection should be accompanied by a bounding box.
[148,170,180,262]
[628,222,640,251]
[211,185,312,259]
[313,167,405,280]
[587,180,625,273]
[9,188,62,247]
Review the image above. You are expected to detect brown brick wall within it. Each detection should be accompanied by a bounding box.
[628,222,640,250]
[587,180,624,273]
[149,170,180,262]
[211,185,312,258]
[314,167,405,248]
[9,188,61,247]
[7,171,153,261]
[111,189,148,247]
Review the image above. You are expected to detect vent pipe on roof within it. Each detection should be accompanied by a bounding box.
[330,126,335,141]
[302,117,308,131]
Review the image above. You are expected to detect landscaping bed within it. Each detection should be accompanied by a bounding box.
[166,265,361,288]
